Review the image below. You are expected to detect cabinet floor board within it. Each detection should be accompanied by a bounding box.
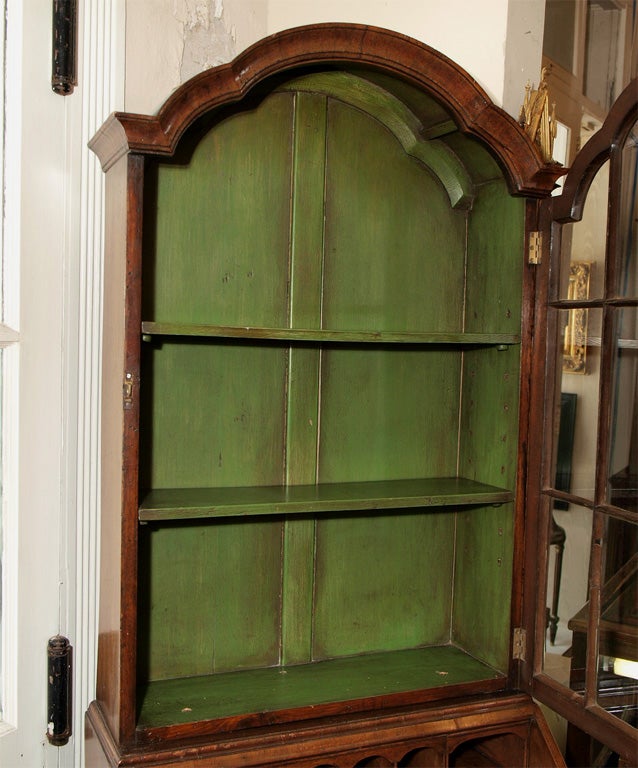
[136,646,504,731]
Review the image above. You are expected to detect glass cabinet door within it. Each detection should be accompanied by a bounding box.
[529,82,637,765]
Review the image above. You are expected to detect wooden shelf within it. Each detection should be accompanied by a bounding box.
[141,321,520,346]
[138,477,513,521]
[136,645,505,731]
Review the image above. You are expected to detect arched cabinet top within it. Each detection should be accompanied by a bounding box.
[90,23,562,198]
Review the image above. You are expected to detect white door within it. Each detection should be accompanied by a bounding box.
[0,2,123,766]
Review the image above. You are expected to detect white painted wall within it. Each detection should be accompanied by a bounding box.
[125,0,546,118]
[266,0,511,103]
[503,0,547,116]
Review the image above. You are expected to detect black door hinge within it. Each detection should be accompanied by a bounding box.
[46,635,72,746]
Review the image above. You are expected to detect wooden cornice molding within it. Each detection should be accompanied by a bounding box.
[90,23,563,197]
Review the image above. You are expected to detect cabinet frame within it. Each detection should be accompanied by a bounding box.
[88,22,566,764]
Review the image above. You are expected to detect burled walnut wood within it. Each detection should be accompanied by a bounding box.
[87,694,564,767]
[89,23,562,197]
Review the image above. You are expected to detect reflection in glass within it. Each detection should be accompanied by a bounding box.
[556,308,602,502]
[559,162,608,302]
[544,502,593,691]
[562,262,591,374]
[617,121,637,300]
[584,3,625,113]
[608,307,637,512]
[542,0,576,75]
[595,518,637,725]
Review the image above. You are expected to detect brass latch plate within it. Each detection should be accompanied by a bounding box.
[123,372,134,409]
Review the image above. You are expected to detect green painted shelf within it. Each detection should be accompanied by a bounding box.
[141,321,520,346]
[138,477,513,522]
[137,645,505,730]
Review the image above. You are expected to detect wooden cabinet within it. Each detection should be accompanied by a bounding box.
[86,24,570,767]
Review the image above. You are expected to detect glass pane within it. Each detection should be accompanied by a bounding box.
[544,501,593,693]
[616,121,638,300]
[555,308,603,502]
[558,161,608,302]
[584,3,624,113]
[608,307,637,511]
[596,516,637,725]
[542,0,576,74]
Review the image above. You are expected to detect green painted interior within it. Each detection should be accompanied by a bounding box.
[313,511,454,658]
[137,646,504,729]
[139,342,288,490]
[281,73,474,209]
[138,519,283,678]
[140,322,520,344]
[451,185,524,670]
[321,98,467,332]
[138,478,513,521]
[143,93,294,327]
[138,71,523,723]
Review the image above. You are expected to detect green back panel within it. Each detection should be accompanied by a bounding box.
[141,92,295,680]
[140,343,287,680]
[138,518,282,680]
[322,99,467,332]
[140,342,287,489]
[313,511,453,658]
[312,98,465,659]
[318,347,460,482]
[140,80,522,684]
[146,93,294,327]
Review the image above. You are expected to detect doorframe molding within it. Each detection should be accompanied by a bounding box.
[61,2,125,764]
[0,0,23,737]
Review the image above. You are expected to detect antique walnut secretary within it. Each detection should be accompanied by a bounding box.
[85,24,637,767]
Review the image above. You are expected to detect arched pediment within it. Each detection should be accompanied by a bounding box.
[90,23,562,198]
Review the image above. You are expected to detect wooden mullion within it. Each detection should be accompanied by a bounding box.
[584,510,605,709]
[281,92,327,665]
[583,297,612,709]
[583,138,624,706]
[584,137,622,709]
[605,132,624,300]
[594,134,623,510]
